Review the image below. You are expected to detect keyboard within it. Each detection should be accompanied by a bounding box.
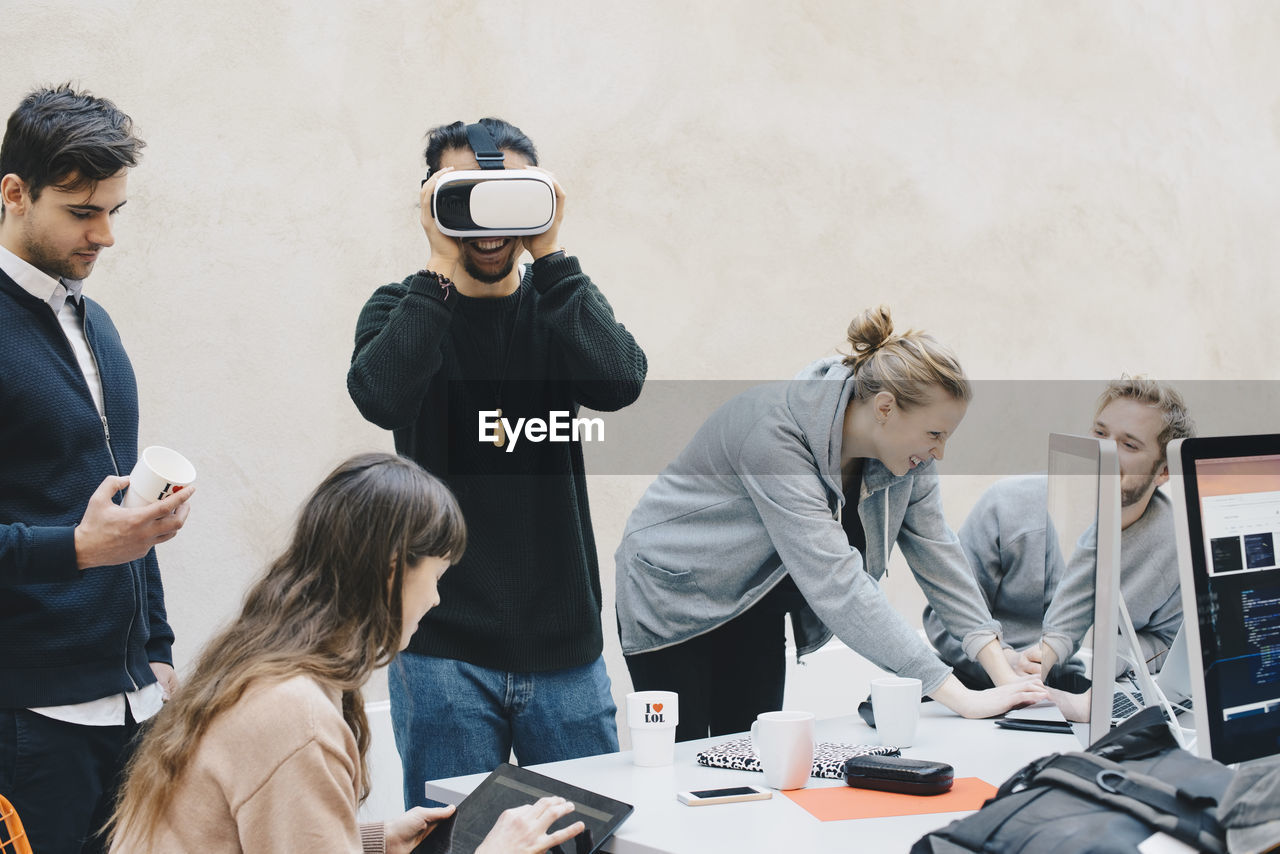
[1112,688,1143,722]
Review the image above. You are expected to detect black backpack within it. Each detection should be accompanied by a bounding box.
[912,707,1235,853]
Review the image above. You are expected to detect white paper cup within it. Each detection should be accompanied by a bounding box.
[871,676,922,747]
[626,690,678,767]
[750,710,814,790]
[121,446,197,509]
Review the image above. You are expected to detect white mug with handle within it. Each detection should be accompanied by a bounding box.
[750,710,815,790]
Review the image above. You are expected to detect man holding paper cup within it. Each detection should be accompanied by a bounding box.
[0,85,194,854]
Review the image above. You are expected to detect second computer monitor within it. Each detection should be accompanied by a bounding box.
[1042,433,1123,746]
[1169,433,1280,765]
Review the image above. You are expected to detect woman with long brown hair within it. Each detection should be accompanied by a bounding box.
[108,452,584,853]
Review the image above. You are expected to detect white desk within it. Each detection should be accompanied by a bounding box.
[426,705,1073,854]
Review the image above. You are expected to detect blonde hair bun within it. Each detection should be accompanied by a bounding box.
[840,305,971,408]
[845,305,898,367]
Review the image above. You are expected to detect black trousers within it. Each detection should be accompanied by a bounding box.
[625,576,806,743]
[0,706,142,854]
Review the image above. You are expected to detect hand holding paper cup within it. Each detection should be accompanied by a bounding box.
[122,446,197,509]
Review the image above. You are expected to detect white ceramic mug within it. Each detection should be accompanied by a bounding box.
[750,710,814,790]
[871,676,922,747]
[626,690,678,766]
[121,446,197,509]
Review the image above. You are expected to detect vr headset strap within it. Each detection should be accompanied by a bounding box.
[465,123,505,169]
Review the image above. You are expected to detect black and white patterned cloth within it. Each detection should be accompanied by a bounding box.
[696,738,901,779]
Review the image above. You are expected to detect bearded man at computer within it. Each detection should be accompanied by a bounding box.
[925,376,1195,688]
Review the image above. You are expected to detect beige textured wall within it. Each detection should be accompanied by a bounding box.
[5,1,1280,719]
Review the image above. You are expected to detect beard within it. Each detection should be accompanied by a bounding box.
[21,225,95,281]
[1120,464,1161,508]
[459,237,521,285]
[461,251,517,284]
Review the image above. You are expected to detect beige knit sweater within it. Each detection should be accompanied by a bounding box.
[109,675,385,853]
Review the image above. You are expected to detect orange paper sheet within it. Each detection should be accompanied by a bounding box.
[784,777,997,821]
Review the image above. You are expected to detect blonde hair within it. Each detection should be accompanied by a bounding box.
[841,305,971,408]
[108,453,466,849]
[1095,374,1196,460]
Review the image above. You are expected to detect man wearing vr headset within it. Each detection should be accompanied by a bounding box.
[348,118,647,807]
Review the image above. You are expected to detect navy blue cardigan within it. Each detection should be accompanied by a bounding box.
[0,269,173,709]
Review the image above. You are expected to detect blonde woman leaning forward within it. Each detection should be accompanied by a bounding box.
[108,453,585,854]
[617,306,1046,741]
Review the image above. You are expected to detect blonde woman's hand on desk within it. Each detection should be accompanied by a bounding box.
[476,796,585,854]
[930,675,1048,718]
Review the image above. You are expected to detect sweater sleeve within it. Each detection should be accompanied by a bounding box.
[143,547,175,665]
[1134,597,1182,674]
[896,469,1003,663]
[1042,528,1097,668]
[347,274,455,431]
[529,254,647,412]
[926,486,1006,667]
[1124,500,1184,675]
[956,491,1007,644]
[361,822,387,854]
[736,418,952,694]
[233,736,370,854]
[0,522,80,586]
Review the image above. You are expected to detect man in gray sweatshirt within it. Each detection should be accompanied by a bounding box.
[925,376,1195,688]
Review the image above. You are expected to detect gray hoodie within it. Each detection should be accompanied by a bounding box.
[1040,488,1183,673]
[614,357,1002,694]
[925,475,1056,686]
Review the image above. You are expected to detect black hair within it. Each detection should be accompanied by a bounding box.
[423,117,537,177]
[0,83,144,221]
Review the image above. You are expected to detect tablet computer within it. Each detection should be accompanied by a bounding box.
[413,763,634,854]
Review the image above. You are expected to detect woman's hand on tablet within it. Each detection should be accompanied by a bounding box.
[476,796,585,854]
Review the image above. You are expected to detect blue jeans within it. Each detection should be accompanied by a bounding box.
[389,653,619,808]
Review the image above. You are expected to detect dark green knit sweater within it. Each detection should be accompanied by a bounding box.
[348,254,646,671]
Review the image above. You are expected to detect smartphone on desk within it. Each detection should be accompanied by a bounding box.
[994,717,1074,734]
[677,785,772,806]
[998,700,1074,734]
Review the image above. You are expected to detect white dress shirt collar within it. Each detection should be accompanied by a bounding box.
[0,243,86,313]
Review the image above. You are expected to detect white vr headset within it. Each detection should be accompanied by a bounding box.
[429,123,556,238]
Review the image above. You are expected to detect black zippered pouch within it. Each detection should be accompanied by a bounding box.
[844,755,955,795]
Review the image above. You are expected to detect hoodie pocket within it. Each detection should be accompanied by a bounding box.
[629,554,698,589]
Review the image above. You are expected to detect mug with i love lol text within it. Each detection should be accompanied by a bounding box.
[626,691,678,767]
[121,446,197,509]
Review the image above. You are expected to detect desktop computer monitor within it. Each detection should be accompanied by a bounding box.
[1169,434,1280,765]
[1041,433,1123,746]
